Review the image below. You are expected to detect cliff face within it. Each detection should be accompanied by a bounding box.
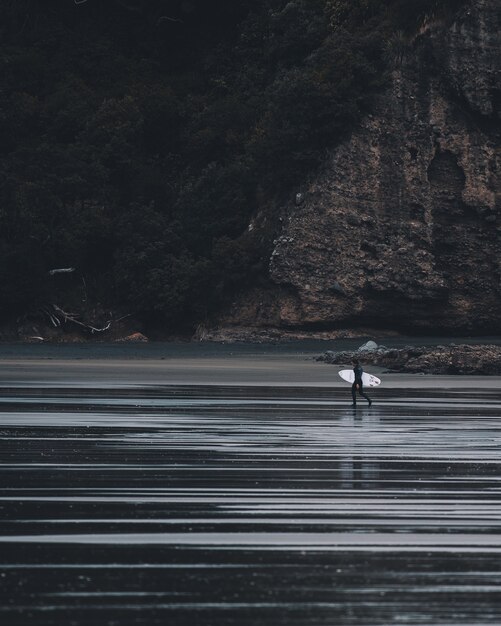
[221,0,500,334]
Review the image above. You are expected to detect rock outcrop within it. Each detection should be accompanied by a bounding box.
[319,343,501,375]
[220,0,500,334]
[115,332,149,342]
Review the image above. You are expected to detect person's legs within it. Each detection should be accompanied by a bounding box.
[351,383,357,406]
[358,385,372,405]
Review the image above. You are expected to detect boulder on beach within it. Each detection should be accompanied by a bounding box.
[358,340,378,352]
[116,332,149,343]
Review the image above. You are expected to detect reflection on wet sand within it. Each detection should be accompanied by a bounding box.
[1,385,501,624]
[339,409,380,489]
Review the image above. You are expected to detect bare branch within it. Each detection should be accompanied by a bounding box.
[38,305,131,335]
[52,304,112,333]
[48,268,75,276]
[157,16,184,25]
[40,306,61,327]
[114,313,133,323]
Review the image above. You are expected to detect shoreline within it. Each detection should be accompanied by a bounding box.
[1,354,501,390]
[1,339,501,389]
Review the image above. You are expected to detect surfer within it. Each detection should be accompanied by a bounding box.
[352,359,372,407]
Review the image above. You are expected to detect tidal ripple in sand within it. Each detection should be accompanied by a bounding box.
[1,385,501,625]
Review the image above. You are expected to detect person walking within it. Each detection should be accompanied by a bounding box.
[352,359,372,407]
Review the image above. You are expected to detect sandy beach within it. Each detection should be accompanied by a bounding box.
[2,342,501,625]
[1,352,501,389]
[1,337,501,388]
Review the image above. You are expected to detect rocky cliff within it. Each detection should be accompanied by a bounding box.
[216,0,500,336]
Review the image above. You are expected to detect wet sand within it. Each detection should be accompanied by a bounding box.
[2,345,501,624]
[1,354,501,388]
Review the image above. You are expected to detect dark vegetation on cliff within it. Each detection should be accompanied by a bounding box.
[0,0,465,334]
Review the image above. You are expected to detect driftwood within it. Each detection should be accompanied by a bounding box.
[52,305,111,333]
[48,268,75,276]
[40,305,111,334]
[40,306,62,328]
[157,16,184,24]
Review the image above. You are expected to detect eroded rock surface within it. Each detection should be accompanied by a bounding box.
[319,344,501,375]
[222,0,500,334]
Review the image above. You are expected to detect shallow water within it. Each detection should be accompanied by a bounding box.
[1,378,501,625]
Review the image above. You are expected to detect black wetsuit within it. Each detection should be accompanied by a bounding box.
[352,365,372,406]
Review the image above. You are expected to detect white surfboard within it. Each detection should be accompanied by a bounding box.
[338,369,381,387]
